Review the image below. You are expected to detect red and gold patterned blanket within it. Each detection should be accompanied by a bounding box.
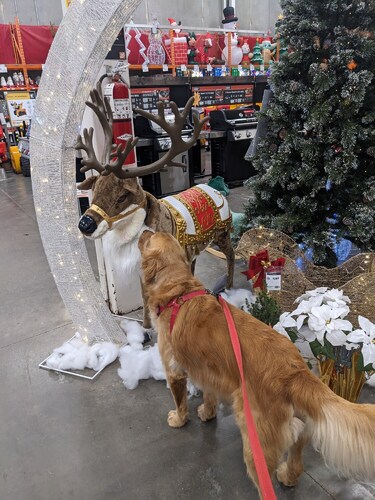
[161,184,232,248]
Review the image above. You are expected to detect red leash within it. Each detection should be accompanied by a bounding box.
[218,296,276,500]
[158,290,276,499]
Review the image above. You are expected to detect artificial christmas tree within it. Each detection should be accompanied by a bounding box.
[241,0,375,266]
[251,39,263,66]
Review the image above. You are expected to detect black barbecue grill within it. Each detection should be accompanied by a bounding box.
[209,107,258,186]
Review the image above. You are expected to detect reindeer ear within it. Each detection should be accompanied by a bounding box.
[77,176,98,191]
[124,178,140,194]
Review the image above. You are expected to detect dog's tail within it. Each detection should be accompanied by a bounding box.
[289,369,375,481]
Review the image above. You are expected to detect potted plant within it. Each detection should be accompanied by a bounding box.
[273,287,375,402]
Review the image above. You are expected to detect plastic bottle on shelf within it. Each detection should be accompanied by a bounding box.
[0,76,6,87]
[6,76,14,87]
[18,72,24,85]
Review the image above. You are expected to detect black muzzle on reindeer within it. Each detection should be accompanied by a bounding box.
[78,199,147,234]
[78,215,97,234]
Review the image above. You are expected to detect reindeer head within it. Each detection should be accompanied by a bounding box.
[77,174,145,239]
[76,81,208,239]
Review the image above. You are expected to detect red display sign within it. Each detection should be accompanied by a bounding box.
[131,87,170,111]
[192,84,254,107]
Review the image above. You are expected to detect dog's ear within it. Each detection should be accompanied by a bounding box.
[138,230,154,251]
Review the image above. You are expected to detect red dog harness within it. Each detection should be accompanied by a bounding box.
[157,289,210,332]
[156,290,276,500]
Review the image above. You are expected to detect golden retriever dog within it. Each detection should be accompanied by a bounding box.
[138,231,375,497]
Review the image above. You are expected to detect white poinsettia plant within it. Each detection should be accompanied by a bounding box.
[273,287,375,373]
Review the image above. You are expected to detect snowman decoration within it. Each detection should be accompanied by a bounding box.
[146,13,165,65]
[222,6,243,66]
[241,39,254,67]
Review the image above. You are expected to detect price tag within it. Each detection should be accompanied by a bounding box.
[180,64,187,72]
[193,65,200,73]
[266,272,282,291]
[76,188,90,198]
[238,65,242,72]
[206,64,213,72]
[162,64,169,72]
[0,65,7,73]
[142,63,149,72]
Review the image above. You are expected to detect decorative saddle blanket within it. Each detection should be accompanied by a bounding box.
[160,184,232,248]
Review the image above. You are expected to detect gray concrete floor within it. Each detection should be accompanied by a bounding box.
[1,172,374,500]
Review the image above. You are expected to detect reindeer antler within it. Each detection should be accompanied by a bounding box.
[102,97,208,179]
[76,83,207,179]
[76,127,105,174]
[101,137,139,177]
[75,76,114,173]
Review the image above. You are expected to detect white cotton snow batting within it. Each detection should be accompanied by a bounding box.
[46,334,119,371]
[187,379,201,398]
[120,318,145,349]
[367,373,375,387]
[220,288,255,310]
[88,342,119,371]
[118,344,166,390]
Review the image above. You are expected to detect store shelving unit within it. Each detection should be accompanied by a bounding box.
[0,18,42,92]
[125,23,279,77]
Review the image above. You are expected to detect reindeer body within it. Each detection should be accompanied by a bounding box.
[76,82,234,327]
[79,177,234,326]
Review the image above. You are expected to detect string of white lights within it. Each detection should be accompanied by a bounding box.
[30,0,143,344]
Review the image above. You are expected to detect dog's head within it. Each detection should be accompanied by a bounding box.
[138,231,188,284]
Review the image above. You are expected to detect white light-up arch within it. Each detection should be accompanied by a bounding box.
[30,0,142,343]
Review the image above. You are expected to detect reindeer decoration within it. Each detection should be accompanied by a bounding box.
[76,80,234,328]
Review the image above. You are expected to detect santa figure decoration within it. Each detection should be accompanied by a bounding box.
[222,6,243,66]
[203,36,213,64]
[165,17,187,66]
[167,17,182,36]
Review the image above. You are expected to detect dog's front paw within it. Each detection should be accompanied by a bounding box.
[276,462,300,487]
[167,410,188,428]
[197,403,217,422]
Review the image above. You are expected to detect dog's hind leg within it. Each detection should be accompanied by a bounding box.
[213,230,235,289]
[277,418,307,487]
[198,392,217,422]
[166,371,189,428]
[233,392,283,498]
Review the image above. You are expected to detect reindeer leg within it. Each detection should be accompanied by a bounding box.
[213,231,235,289]
[140,278,152,331]
[190,259,196,276]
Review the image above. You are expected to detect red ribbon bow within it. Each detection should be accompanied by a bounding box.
[242,249,285,290]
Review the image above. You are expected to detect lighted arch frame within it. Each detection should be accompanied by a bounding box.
[30,0,143,343]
